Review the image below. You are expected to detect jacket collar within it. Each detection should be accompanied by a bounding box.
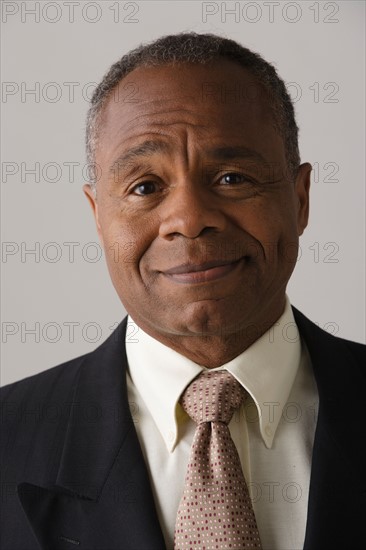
[54,318,132,500]
[293,307,365,548]
[293,305,364,469]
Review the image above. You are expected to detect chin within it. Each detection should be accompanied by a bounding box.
[172,299,242,337]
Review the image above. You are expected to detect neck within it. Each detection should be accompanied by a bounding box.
[134,302,286,368]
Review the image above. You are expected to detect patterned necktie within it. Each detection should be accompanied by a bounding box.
[174,370,262,550]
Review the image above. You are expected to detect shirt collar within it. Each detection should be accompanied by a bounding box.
[125,296,301,452]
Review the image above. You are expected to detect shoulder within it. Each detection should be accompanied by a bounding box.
[293,305,365,348]
[0,316,128,443]
[0,318,129,505]
[0,317,128,405]
[0,351,89,404]
[0,353,93,461]
[292,305,366,376]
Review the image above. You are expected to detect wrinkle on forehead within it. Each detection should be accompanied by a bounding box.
[98,107,213,171]
[100,104,211,141]
[95,62,285,172]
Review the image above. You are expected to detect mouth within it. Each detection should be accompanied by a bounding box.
[161,257,246,284]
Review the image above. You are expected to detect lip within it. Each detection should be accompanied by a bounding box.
[162,258,245,284]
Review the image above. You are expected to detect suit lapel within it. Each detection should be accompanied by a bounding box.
[293,308,365,548]
[17,318,166,550]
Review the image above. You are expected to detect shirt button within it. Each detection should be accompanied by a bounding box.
[265,425,273,437]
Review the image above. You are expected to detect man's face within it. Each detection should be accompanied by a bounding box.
[84,60,310,342]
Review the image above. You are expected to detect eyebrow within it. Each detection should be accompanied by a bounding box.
[108,142,268,179]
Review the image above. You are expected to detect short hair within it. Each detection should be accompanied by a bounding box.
[85,32,300,193]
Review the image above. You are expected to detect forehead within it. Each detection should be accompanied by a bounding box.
[96,60,284,166]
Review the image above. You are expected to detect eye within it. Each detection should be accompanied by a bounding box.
[218,172,252,185]
[131,181,159,196]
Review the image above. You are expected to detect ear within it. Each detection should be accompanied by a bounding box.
[83,183,104,247]
[294,163,311,236]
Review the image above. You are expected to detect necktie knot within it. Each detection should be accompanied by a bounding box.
[180,370,246,425]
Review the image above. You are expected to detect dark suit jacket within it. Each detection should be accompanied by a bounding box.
[1,307,365,550]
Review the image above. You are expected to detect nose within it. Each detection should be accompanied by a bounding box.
[158,181,227,240]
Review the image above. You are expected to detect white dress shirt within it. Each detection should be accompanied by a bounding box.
[126,297,319,550]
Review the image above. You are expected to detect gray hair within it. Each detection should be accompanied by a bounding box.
[85,32,300,194]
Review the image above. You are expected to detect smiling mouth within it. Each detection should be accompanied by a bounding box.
[162,257,246,284]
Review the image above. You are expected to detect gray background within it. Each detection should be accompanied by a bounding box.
[1,0,365,386]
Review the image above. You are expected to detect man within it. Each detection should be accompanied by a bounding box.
[1,33,365,550]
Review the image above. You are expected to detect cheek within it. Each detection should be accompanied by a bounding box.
[261,218,299,269]
[234,200,298,262]
[100,214,156,279]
